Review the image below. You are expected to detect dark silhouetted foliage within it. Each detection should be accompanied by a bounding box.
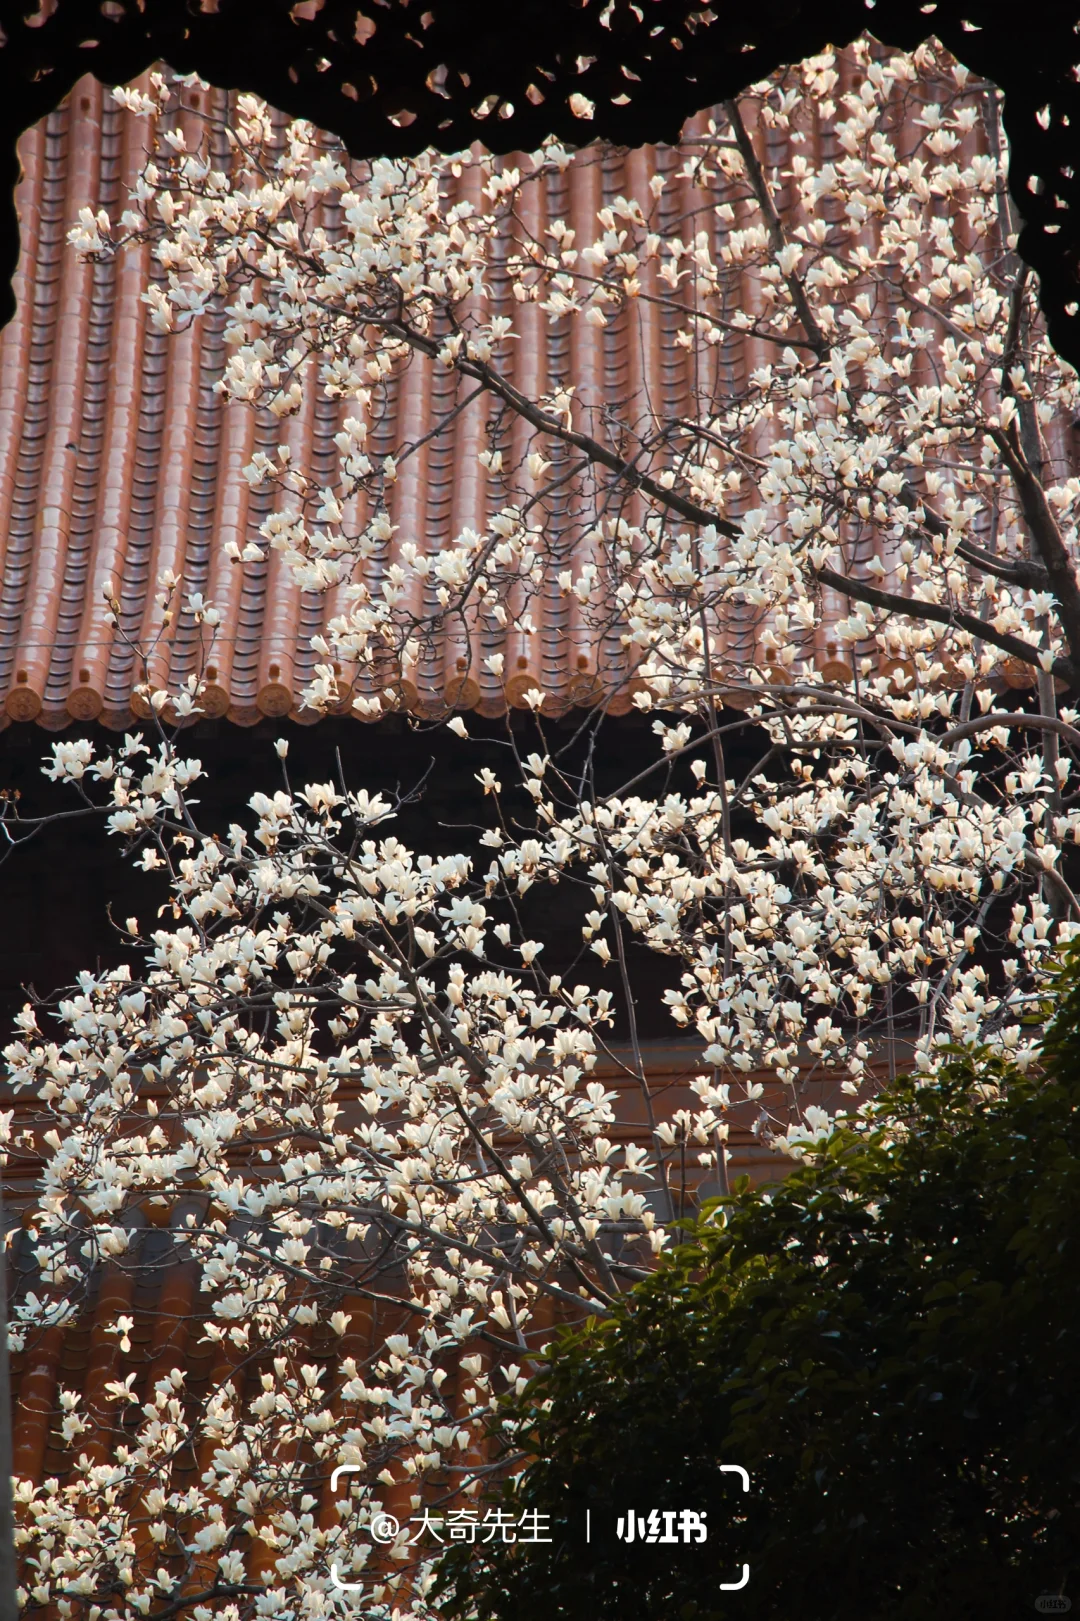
[439,954,1080,1620]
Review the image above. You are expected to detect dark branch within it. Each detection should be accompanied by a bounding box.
[990,420,1080,672]
[816,565,1075,686]
[723,98,828,358]
[941,711,1080,751]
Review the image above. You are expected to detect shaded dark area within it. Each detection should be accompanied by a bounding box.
[0,709,715,1044]
[0,1,1079,370]
[0,697,1069,1055]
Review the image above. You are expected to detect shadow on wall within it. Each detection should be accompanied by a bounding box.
[0,710,693,1045]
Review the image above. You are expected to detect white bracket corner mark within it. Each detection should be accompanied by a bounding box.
[719,1466,750,1589]
[329,1465,364,1593]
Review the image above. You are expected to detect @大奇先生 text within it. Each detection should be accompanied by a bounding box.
[327,1463,750,1593]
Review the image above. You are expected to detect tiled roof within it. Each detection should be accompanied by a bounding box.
[0,61,1051,735]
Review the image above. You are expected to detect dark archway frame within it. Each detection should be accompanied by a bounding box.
[0,0,1079,367]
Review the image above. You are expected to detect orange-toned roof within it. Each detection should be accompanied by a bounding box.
[0,61,1024,732]
[0,76,735,730]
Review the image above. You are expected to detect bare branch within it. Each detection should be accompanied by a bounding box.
[723,98,828,357]
[816,564,1075,687]
[990,421,1080,671]
[940,710,1080,752]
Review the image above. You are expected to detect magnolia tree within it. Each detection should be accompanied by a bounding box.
[8,30,1080,1621]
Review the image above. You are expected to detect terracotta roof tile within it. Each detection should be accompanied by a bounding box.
[0,62,1045,733]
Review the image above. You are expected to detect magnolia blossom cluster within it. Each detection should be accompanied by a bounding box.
[9,713,1079,1621]
[18,29,1080,1621]
[69,39,1080,1048]
[465,701,1080,1104]
[9,733,666,1618]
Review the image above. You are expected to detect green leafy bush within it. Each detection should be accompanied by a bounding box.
[439,958,1080,1620]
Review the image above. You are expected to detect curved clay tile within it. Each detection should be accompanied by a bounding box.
[0,108,72,723]
[200,393,258,720]
[392,332,439,710]
[256,382,320,719]
[42,89,123,726]
[81,1252,140,1468]
[224,405,279,725]
[131,323,203,708]
[11,1319,65,1488]
[107,282,170,721]
[7,86,102,726]
[0,127,45,732]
